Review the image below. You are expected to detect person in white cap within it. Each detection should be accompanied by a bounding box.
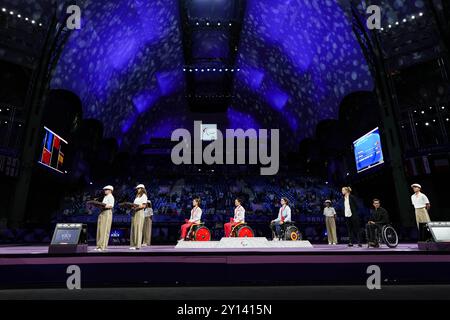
[96,185,114,251]
[323,200,337,245]
[142,200,153,247]
[411,184,431,228]
[130,184,147,250]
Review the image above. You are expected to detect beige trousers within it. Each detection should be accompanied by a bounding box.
[325,216,337,244]
[96,209,112,250]
[130,209,144,248]
[415,207,431,228]
[142,216,152,246]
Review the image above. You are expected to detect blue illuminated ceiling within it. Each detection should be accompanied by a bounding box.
[47,0,424,148]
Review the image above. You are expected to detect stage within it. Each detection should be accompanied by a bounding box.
[1,243,450,289]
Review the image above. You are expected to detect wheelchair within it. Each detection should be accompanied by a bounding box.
[271,221,302,241]
[186,223,211,241]
[231,222,255,238]
[366,224,398,248]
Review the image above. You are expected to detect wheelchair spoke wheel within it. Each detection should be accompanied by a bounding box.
[237,226,254,238]
[194,227,211,241]
[382,226,398,248]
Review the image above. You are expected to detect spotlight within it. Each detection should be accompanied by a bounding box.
[25,17,28,21]
[201,69,204,72]
[225,68,228,72]
[446,118,449,122]
[403,19,407,23]
[217,22,221,26]
[421,111,425,114]
[231,69,234,72]
[442,106,445,110]
[195,22,199,26]
[219,69,222,72]
[411,15,416,19]
[206,22,210,26]
[31,20,35,24]
[183,68,186,72]
[207,68,210,72]
[189,69,193,72]
[388,24,392,28]
[39,23,42,26]
[17,14,21,18]
[425,122,430,126]
[229,23,232,26]
[212,68,216,72]
[419,12,423,17]
[9,11,14,15]
[381,28,384,31]
[395,21,399,25]
[195,68,198,72]
[1,8,6,12]
[237,68,240,71]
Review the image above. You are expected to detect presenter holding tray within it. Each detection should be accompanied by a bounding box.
[86,200,107,209]
[119,202,140,211]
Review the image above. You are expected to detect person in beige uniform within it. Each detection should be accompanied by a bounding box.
[323,200,337,245]
[95,185,115,251]
[130,184,147,250]
[411,183,431,228]
[142,200,153,247]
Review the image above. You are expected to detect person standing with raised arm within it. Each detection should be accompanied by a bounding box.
[341,187,362,247]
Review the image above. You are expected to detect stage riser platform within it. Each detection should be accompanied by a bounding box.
[2,257,450,288]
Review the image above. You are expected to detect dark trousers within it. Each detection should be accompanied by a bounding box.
[345,215,361,244]
[366,223,383,244]
[270,221,283,238]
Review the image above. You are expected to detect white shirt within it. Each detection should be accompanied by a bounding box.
[102,194,115,209]
[344,196,352,217]
[234,205,245,223]
[189,207,202,223]
[275,205,291,222]
[144,207,153,217]
[411,192,430,209]
[323,207,336,217]
[134,194,148,209]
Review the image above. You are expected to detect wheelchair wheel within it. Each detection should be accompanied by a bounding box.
[283,225,298,241]
[193,226,211,241]
[236,225,254,238]
[382,225,398,248]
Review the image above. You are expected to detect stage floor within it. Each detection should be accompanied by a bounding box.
[1,243,450,288]
[0,243,423,256]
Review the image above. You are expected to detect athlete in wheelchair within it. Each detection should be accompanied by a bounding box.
[179,197,211,241]
[270,198,301,241]
[225,198,255,237]
[366,199,398,248]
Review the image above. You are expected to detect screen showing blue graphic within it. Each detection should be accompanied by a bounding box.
[53,228,81,244]
[353,127,384,173]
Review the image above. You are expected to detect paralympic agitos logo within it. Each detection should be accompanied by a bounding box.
[171,121,280,176]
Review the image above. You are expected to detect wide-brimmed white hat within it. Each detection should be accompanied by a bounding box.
[103,185,114,191]
[324,200,332,203]
[135,184,146,189]
[411,183,422,189]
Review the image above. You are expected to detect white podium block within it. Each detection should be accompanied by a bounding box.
[218,237,271,248]
[175,238,314,249]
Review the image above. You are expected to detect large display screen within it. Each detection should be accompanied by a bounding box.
[39,127,68,173]
[353,127,384,173]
